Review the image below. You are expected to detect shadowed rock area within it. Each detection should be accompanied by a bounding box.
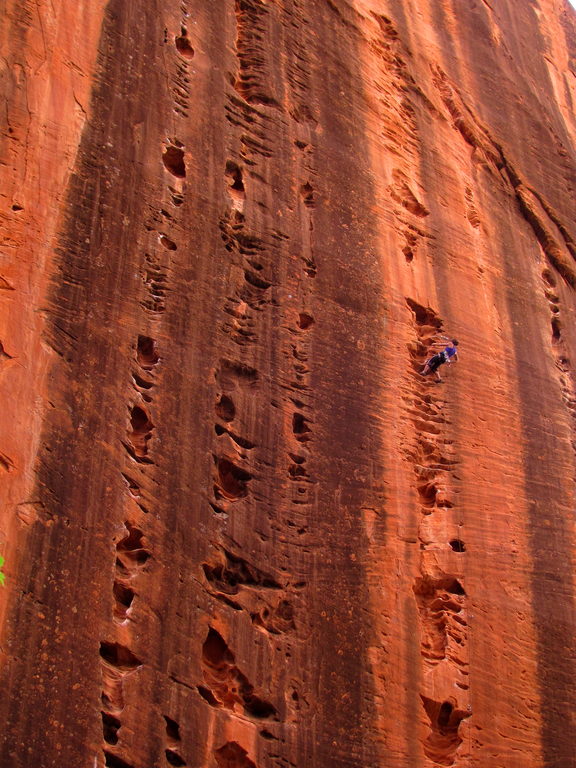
[0,0,575,767]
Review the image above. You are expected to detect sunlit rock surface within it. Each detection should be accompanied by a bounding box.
[0,0,575,766]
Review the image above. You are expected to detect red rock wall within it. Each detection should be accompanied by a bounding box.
[0,1,575,767]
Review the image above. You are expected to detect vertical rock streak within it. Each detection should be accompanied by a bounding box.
[428,62,576,767]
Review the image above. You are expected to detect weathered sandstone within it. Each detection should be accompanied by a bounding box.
[0,1,575,767]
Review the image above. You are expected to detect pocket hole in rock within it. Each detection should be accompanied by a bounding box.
[214,742,257,768]
[292,413,311,441]
[421,695,470,764]
[104,753,135,768]
[228,432,255,450]
[303,260,317,278]
[121,473,140,497]
[244,696,277,719]
[203,548,281,593]
[102,712,121,744]
[418,482,437,506]
[160,234,177,250]
[225,161,245,198]
[99,641,142,670]
[137,335,159,369]
[289,464,307,479]
[447,578,466,595]
[197,684,221,707]
[216,359,259,390]
[297,313,314,330]
[209,501,227,515]
[164,715,181,741]
[132,373,154,390]
[438,700,453,727]
[216,394,236,421]
[166,750,187,767]
[244,270,271,290]
[552,316,561,342]
[300,182,315,207]
[175,33,194,59]
[202,627,234,666]
[129,406,154,459]
[215,457,251,500]
[163,145,186,178]
[117,523,151,569]
[117,523,146,552]
[406,297,442,328]
[200,629,279,720]
[414,575,466,600]
[113,582,135,621]
[115,558,131,578]
[449,539,466,552]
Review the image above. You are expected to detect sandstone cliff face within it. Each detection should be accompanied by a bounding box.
[1,1,575,767]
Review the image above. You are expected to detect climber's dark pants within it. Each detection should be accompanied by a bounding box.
[427,354,445,372]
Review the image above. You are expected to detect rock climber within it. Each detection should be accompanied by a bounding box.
[421,338,459,382]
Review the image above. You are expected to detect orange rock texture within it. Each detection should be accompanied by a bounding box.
[1,0,576,766]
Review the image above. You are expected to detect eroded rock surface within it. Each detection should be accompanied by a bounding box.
[0,1,575,766]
